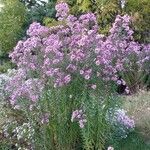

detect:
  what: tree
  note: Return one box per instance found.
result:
[20,0,57,24]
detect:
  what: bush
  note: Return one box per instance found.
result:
[124,0,150,43]
[0,60,14,73]
[0,0,27,57]
[22,0,56,25]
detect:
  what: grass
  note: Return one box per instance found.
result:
[117,90,150,150]
[116,131,150,150]
[123,91,150,141]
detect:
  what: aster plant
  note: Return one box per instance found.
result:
[4,2,149,150]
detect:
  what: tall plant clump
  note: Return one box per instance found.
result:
[5,2,149,150]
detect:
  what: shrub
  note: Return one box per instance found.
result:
[0,60,14,73]
[0,0,27,57]
[124,0,150,43]
[22,0,57,25]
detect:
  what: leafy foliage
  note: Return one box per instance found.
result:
[76,0,91,12]
[56,0,150,41]
[23,0,57,24]
[124,0,150,43]
[0,0,56,72]
[0,0,27,57]
[0,60,14,73]
[20,0,46,9]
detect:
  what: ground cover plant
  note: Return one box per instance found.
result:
[0,1,150,150]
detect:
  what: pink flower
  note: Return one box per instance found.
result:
[31,95,39,102]
[55,2,69,20]
[79,119,87,128]
[41,113,50,124]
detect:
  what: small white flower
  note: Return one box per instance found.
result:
[107,146,114,150]
[69,95,73,98]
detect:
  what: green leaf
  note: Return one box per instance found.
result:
[77,0,91,12]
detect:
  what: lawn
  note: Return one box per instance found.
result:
[117,131,150,150]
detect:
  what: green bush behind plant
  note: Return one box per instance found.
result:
[124,0,150,43]
[0,0,27,57]
[0,0,57,73]
[21,0,56,25]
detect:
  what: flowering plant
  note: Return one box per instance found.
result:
[4,2,149,149]
[1,120,35,150]
[107,108,135,140]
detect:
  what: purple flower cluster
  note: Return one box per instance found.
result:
[110,15,133,39]
[94,14,145,80]
[9,3,99,91]
[107,108,135,139]
[71,109,87,128]
[26,22,49,37]
[55,2,69,21]
[6,69,44,107]
[80,68,92,80]
[7,2,149,106]
[115,109,135,129]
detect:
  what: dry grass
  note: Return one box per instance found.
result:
[123,90,150,142]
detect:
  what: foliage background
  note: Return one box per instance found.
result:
[0,0,26,57]
[50,0,150,42]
